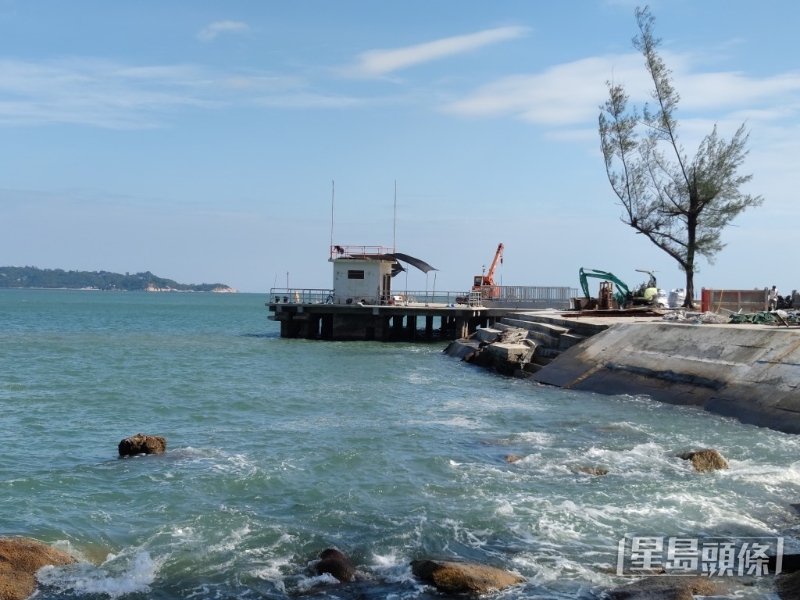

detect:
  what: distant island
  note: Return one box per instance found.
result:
[0,266,237,293]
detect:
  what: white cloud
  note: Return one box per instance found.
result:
[0,58,303,128]
[340,26,528,78]
[442,54,646,125]
[196,20,249,43]
[255,92,366,109]
[443,50,800,130]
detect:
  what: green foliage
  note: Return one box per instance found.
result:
[598,6,763,307]
[0,266,232,292]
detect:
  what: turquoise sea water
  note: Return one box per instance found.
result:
[2,289,800,599]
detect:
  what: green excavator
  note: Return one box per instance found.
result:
[578,268,660,309]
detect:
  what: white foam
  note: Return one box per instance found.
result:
[371,551,402,568]
[295,572,339,591]
[496,499,515,516]
[516,431,555,445]
[37,551,157,598]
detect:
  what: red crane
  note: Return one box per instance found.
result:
[472,243,504,299]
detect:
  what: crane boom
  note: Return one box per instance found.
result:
[471,243,505,299]
[484,243,504,285]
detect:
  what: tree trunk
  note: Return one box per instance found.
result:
[683,209,697,309]
[684,271,695,310]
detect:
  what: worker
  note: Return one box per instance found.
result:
[768,286,779,311]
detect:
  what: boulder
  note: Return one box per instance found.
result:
[0,537,76,600]
[778,569,800,600]
[315,548,354,583]
[118,433,167,457]
[410,559,524,594]
[677,448,728,472]
[572,465,609,476]
[607,576,723,600]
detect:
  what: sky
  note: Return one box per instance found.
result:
[1,0,798,295]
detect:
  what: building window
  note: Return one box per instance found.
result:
[347,270,365,279]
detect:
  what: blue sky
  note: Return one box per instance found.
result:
[1,1,798,295]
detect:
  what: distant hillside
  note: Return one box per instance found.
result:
[0,266,237,292]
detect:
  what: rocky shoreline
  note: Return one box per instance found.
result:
[5,435,796,600]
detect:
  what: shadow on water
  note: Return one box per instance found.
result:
[240,332,281,339]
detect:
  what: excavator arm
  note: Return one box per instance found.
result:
[578,268,630,307]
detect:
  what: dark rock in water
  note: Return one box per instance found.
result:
[410,559,525,594]
[572,465,609,476]
[778,569,800,600]
[677,448,728,472]
[0,537,76,600]
[118,433,167,457]
[776,553,800,574]
[607,576,723,600]
[315,548,355,583]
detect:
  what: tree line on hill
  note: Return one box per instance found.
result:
[0,266,233,292]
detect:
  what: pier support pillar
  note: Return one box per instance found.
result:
[454,317,468,339]
[406,315,418,340]
[321,314,334,340]
[467,316,486,335]
[375,315,391,341]
[392,315,404,339]
[278,313,299,338]
[305,315,321,339]
[425,315,434,339]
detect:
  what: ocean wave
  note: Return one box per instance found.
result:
[37,550,158,598]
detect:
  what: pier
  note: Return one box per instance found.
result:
[267,288,578,341]
[269,296,524,341]
[268,244,578,341]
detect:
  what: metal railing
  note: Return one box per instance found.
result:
[486,286,580,302]
[477,285,580,308]
[329,245,394,259]
[269,286,581,308]
[269,288,472,306]
[269,288,334,304]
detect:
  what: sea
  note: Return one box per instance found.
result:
[2,289,799,600]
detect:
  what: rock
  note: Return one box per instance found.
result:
[505,454,523,463]
[315,548,354,583]
[778,569,800,600]
[0,537,76,600]
[572,465,609,476]
[118,433,167,457]
[410,559,524,594]
[677,448,728,472]
[607,575,723,600]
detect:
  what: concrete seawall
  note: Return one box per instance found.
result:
[533,322,800,434]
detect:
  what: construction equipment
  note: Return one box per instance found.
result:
[578,268,661,309]
[472,243,504,299]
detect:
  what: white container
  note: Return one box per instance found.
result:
[668,289,686,308]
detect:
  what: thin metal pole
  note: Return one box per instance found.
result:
[393,180,397,253]
[330,180,335,256]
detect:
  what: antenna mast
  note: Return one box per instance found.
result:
[393,180,397,252]
[330,180,335,255]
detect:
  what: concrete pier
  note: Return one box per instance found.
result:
[268,301,524,341]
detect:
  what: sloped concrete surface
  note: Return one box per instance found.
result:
[533,322,800,433]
